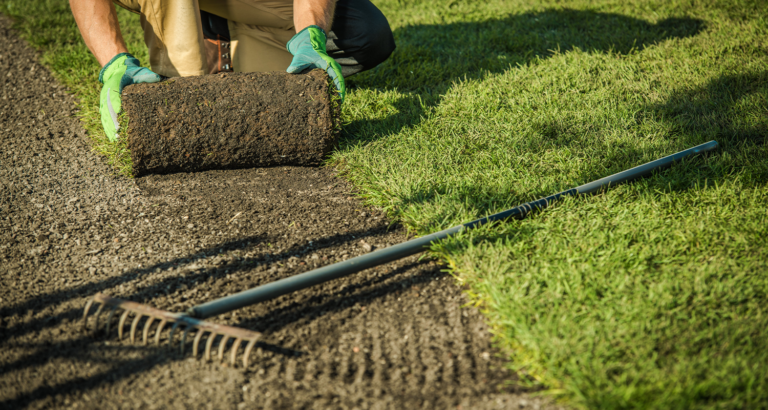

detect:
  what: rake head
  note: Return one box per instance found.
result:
[82,293,261,368]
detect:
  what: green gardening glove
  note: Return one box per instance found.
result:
[286,25,346,103]
[99,53,162,141]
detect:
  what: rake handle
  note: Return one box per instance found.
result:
[188,140,718,319]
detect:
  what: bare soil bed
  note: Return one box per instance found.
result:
[0,16,559,410]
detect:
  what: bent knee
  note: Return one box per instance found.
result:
[331,0,396,71]
[356,19,396,70]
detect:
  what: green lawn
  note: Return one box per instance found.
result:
[4,0,767,408]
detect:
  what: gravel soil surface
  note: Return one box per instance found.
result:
[0,16,560,410]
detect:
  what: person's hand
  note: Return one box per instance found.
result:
[286,26,345,103]
[99,53,162,141]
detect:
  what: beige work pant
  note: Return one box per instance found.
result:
[115,0,296,77]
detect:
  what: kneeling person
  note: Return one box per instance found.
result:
[70,0,396,140]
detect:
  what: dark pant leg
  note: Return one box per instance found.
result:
[200,11,231,40]
[200,0,395,77]
[328,0,396,77]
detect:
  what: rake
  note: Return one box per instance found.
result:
[82,140,718,368]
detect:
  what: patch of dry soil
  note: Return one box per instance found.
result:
[0,15,560,410]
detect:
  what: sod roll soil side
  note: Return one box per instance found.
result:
[122,70,340,177]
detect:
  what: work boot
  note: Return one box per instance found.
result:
[201,11,234,74]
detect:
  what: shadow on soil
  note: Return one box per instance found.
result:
[344,8,705,141]
[233,257,440,333]
[0,346,175,410]
[1,252,440,409]
[0,221,404,340]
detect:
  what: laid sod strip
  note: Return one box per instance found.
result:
[335,0,768,409]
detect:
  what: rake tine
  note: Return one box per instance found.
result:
[105,307,119,336]
[192,331,206,358]
[168,322,180,350]
[154,319,167,345]
[218,335,231,363]
[243,338,257,368]
[118,310,131,340]
[180,326,191,355]
[84,293,262,366]
[205,333,216,361]
[93,303,105,335]
[81,299,95,331]
[230,338,242,366]
[142,316,155,345]
[130,314,142,343]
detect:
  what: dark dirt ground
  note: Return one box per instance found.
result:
[0,16,561,410]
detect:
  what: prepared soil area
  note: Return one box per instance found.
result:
[0,16,560,410]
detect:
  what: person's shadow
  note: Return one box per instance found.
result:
[344,9,705,143]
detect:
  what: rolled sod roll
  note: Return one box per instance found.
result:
[122,70,340,177]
